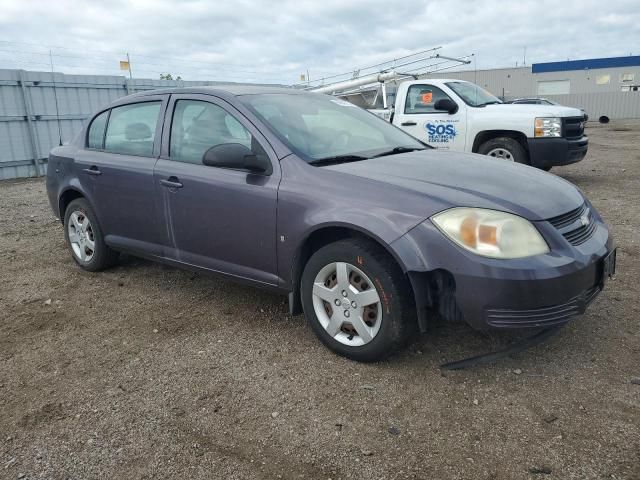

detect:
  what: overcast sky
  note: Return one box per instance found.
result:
[0,0,638,84]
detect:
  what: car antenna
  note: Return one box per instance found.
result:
[49,50,63,146]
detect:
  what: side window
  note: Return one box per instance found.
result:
[104,101,161,156]
[170,100,267,165]
[404,85,452,114]
[87,110,109,149]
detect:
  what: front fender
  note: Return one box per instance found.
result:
[279,208,429,289]
[283,218,430,318]
[277,155,433,289]
[389,220,458,333]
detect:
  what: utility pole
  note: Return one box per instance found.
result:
[49,50,63,146]
[126,52,133,79]
[523,47,527,66]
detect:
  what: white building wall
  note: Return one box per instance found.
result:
[422,65,640,120]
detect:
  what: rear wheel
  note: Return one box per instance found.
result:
[63,198,119,271]
[301,239,415,362]
[478,137,528,165]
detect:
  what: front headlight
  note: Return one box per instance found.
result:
[432,208,549,259]
[534,117,561,137]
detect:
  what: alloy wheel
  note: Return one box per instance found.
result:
[68,210,95,262]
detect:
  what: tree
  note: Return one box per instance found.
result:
[160,73,182,81]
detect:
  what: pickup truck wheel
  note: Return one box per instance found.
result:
[64,198,119,272]
[301,239,415,362]
[478,137,528,165]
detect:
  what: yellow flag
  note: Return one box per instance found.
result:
[119,61,130,71]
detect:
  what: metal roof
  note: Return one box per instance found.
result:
[129,85,303,98]
[532,56,640,73]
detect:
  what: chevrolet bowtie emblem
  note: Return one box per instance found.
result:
[580,214,589,226]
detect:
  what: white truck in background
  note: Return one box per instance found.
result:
[313,75,589,170]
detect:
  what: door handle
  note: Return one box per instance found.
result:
[401,121,417,126]
[160,177,183,189]
[82,166,102,176]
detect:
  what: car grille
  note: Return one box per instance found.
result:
[485,285,601,328]
[547,203,597,246]
[563,221,597,245]
[563,116,585,139]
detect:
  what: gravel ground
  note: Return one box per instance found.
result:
[1,120,639,480]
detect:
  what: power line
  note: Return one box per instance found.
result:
[0,39,448,84]
[0,54,294,83]
[0,39,300,74]
[0,39,466,85]
[0,47,290,78]
[0,51,299,84]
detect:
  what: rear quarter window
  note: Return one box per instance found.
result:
[87,110,109,149]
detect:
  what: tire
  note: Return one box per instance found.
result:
[541,166,552,172]
[478,137,528,165]
[63,198,119,272]
[300,238,416,362]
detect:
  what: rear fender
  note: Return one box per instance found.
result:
[57,179,92,223]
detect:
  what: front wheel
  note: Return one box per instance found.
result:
[300,239,415,362]
[478,137,528,165]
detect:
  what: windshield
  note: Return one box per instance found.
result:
[241,93,425,163]
[446,81,502,107]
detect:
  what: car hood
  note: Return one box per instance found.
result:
[323,150,584,221]
[486,103,584,117]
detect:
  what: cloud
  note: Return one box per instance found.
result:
[0,0,638,83]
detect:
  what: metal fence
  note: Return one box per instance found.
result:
[0,69,263,180]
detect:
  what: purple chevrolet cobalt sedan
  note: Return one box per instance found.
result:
[46,86,616,362]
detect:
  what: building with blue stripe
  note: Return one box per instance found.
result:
[532,56,640,74]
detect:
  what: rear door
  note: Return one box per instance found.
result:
[153,94,281,285]
[393,83,467,152]
[75,97,167,254]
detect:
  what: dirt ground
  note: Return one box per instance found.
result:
[1,120,639,480]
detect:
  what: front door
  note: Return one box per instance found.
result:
[393,83,467,152]
[153,94,280,286]
[75,97,166,255]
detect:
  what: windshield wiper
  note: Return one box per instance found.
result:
[476,101,502,107]
[372,146,425,158]
[309,154,370,166]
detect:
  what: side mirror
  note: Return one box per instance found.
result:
[202,143,270,174]
[434,98,458,115]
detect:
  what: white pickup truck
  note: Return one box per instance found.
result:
[349,79,589,170]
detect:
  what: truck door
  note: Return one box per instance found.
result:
[393,83,466,152]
